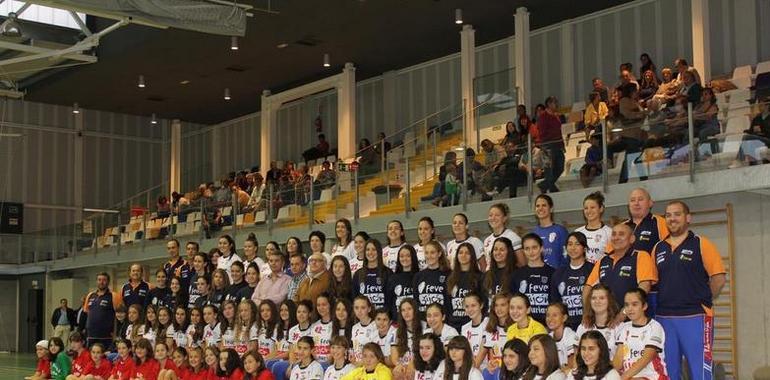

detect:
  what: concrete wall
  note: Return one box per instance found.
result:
[0,278,18,352]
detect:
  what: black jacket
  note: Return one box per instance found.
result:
[51,307,76,329]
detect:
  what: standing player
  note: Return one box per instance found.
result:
[574,192,612,264]
[652,201,726,380]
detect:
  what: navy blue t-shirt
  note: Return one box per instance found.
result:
[386,272,415,319]
[550,262,593,329]
[352,267,391,312]
[413,268,450,314]
[509,265,555,324]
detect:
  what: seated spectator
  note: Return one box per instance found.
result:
[580,133,603,188]
[489,140,527,199]
[478,139,504,197]
[284,161,301,183]
[314,161,337,190]
[516,105,533,135]
[357,138,379,176]
[214,179,232,204]
[674,57,702,86]
[693,87,720,141]
[156,196,170,218]
[649,67,681,109]
[265,161,282,187]
[302,134,331,164]
[609,84,647,183]
[231,183,250,210]
[617,68,640,91]
[736,98,770,165]
[678,70,703,105]
[170,192,189,215]
[519,142,550,181]
[235,171,249,193]
[639,69,659,105]
[501,120,526,147]
[584,92,608,138]
[246,173,266,212]
[374,132,391,156]
[457,148,484,196]
[639,53,659,82]
[430,152,458,206]
[592,77,610,103]
[618,83,647,124]
[294,165,312,205]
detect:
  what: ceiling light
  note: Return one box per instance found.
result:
[323,53,330,67]
[224,88,231,100]
[455,9,463,25]
[180,80,190,85]
[231,36,239,51]
[1,12,22,38]
[611,127,623,132]
[72,102,80,114]
[138,75,145,88]
[151,113,158,125]
[277,42,289,49]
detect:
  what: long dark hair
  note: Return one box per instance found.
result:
[170,276,189,308]
[413,333,445,372]
[330,256,353,300]
[218,234,237,256]
[522,335,560,380]
[447,242,482,296]
[486,293,512,334]
[172,305,190,334]
[573,330,614,380]
[278,300,297,341]
[358,239,388,285]
[395,298,422,359]
[396,245,419,273]
[257,300,279,340]
[47,337,65,362]
[332,298,353,341]
[443,336,474,380]
[189,307,205,344]
[483,237,517,294]
[500,339,530,380]
[216,348,243,376]
[133,338,155,366]
[335,218,353,247]
[219,300,238,333]
[242,350,268,379]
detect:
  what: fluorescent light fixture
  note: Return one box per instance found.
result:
[72,102,80,114]
[224,88,231,100]
[277,42,289,49]
[611,127,623,132]
[323,53,330,67]
[231,36,239,50]
[151,113,157,124]
[138,75,145,88]
[455,9,463,24]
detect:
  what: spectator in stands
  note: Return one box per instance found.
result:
[501,121,525,148]
[583,92,608,138]
[736,97,770,165]
[519,140,550,183]
[231,183,250,210]
[302,134,331,164]
[692,87,720,142]
[156,196,170,218]
[313,161,336,199]
[295,252,332,306]
[618,83,646,123]
[235,171,249,193]
[375,132,392,156]
[287,253,308,301]
[592,77,610,103]
[536,96,565,193]
[170,192,189,215]
[639,70,659,105]
[84,272,121,347]
[674,58,702,86]
[580,133,603,188]
[639,53,659,82]
[266,161,282,186]
[246,173,266,212]
[609,84,646,183]
[531,104,546,125]
[51,298,76,344]
[122,263,150,308]
[457,148,484,196]
[516,105,533,135]
[214,179,232,204]
[357,138,379,176]
[478,139,503,198]
[678,70,703,105]
[618,69,640,91]
[294,165,313,205]
[649,67,681,109]
[493,140,527,199]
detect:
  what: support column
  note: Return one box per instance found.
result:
[514,7,531,108]
[691,0,711,83]
[460,24,476,148]
[337,63,357,160]
[260,90,276,171]
[169,119,181,194]
[560,23,575,106]
[73,106,83,222]
[382,70,398,136]
[734,0,758,66]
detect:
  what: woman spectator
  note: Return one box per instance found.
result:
[693,87,720,142]
[501,121,524,147]
[583,92,608,138]
[517,105,534,136]
[639,53,659,82]
[639,70,659,105]
[358,138,380,176]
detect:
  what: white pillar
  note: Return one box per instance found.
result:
[337,63,357,161]
[169,119,181,194]
[514,7,531,108]
[560,22,575,106]
[733,0,758,66]
[460,24,476,148]
[382,70,398,136]
[260,90,276,172]
[691,0,711,83]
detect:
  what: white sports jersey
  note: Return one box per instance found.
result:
[323,363,355,380]
[230,324,258,355]
[615,319,667,379]
[142,326,158,347]
[414,241,447,270]
[433,362,484,380]
[446,237,485,270]
[483,229,522,267]
[575,324,618,358]
[425,325,459,346]
[220,325,236,349]
[185,325,201,348]
[166,325,188,348]
[125,324,143,342]
[218,253,243,282]
[290,360,325,380]
[377,326,397,358]
[392,327,421,365]
[276,328,291,355]
[243,257,272,281]
[482,324,508,366]
[566,369,622,380]
[550,327,577,366]
[382,243,406,272]
[310,320,334,363]
[349,256,364,275]
[331,242,356,261]
[574,225,612,264]
[461,318,488,368]
[203,323,221,346]
[414,368,438,380]
[350,321,378,362]
[532,372,567,380]
[257,326,278,357]
[288,324,313,346]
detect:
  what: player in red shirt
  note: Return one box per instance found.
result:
[213,348,245,380]
[242,350,275,380]
[184,347,209,380]
[133,338,161,380]
[79,343,112,380]
[108,339,135,380]
[68,332,92,377]
[28,339,50,380]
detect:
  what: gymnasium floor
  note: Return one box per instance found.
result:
[0,353,36,379]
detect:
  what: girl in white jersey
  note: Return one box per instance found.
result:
[218,300,239,351]
[574,192,612,264]
[331,219,356,261]
[477,294,512,375]
[568,330,621,380]
[576,285,620,359]
[374,309,396,366]
[255,300,278,358]
[349,232,369,275]
[522,334,566,380]
[613,289,667,380]
[383,220,407,272]
[414,333,446,380]
[392,298,424,380]
[424,303,459,346]
[311,294,335,364]
[202,305,221,348]
[272,300,297,364]
[461,293,488,370]
[185,307,205,348]
[433,336,484,380]
[414,217,446,270]
[290,336,325,380]
[350,296,377,364]
[446,213,485,271]
[545,302,577,369]
[483,203,524,268]
[323,336,355,380]
[286,301,315,371]
[217,235,243,282]
[166,305,190,349]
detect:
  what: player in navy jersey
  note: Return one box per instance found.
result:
[352,239,391,313]
[413,241,451,314]
[509,233,555,324]
[550,232,593,330]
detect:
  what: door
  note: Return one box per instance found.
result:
[24,289,44,352]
